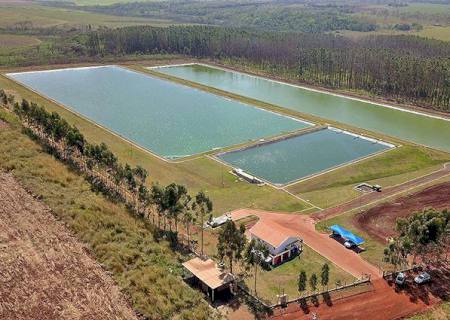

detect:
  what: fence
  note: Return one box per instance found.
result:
[238,273,372,310]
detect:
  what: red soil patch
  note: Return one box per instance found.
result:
[271,278,440,320]
[0,119,8,129]
[313,163,450,221]
[354,182,450,243]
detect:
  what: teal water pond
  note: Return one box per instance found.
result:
[156,64,450,152]
[8,66,309,159]
[218,128,392,185]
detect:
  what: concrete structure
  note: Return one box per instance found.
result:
[248,220,302,266]
[182,257,235,302]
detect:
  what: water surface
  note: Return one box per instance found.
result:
[8,66,309,159]
[218,128,392,185]
[156,64,450,152]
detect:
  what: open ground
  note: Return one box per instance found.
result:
[355,181,450,243]
[0,172,137,319]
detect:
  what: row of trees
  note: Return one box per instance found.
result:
[298,264,330,294]
[0,91,214,253]
[384,208,449,269]
[84,25,450,111]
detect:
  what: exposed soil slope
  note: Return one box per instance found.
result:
[0,173,137,320]
[355,182,450,243]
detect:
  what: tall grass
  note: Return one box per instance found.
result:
[0,109,213,320]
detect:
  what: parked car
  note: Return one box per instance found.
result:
[414,272,431,284]
[395,272,406,286]
[344,240,355,249]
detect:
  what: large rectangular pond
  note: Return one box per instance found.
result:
[217,128,394,185]
[8,66,309,159]
[155,64,450,152]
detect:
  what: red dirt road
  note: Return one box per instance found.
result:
[231,209,381,279]
[355,182,450,243]
[271,279,438,320]
[312,163,450,221]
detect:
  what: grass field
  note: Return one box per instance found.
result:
[287,146,450,209]
[0,34,41,48]
[245,245,355,304]
[0,108,212,320]
[0,3,177,29]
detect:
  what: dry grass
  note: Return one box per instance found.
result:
[0,34,41,49]
[0,109,212,320]
[0,172,138,320]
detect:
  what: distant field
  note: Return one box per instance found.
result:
[0,34,41,48]
[0,3,177,28]
[417,25,450,42]
[72,0,162,5]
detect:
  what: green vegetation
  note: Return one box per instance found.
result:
[80,0,376,33]
[246,245,354,303]
[217,220,246,274]
[288,145,450,208]
[0,3,175,29]
[384,208,449,268]
[0,108,211,320]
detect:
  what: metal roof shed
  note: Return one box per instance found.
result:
[329,224,365,246]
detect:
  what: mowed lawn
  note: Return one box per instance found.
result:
[244,245,355,304]
[287,145,450,209]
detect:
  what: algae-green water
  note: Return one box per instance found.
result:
[156,64,450,152]
[218,128,392,185]
[8,66,309,159]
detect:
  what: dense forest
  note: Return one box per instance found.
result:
[84,25,450,111]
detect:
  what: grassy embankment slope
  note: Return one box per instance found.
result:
[0,109,212,320]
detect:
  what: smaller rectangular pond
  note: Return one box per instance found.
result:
[216,127,394,186]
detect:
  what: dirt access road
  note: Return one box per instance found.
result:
[231,209,381,279]
[312,163,450,221]
[271,278,439,320]
[0,173,137,320]
[355,181,450,243]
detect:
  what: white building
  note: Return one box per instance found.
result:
[248,220,302,266]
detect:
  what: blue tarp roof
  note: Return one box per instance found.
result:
[329,224,365,245]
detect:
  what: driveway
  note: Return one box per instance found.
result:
[231,209,381,279]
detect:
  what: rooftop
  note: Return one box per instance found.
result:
[249,220,299,248]
[182,258,234,290]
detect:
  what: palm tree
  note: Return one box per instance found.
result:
[192,191,212,256]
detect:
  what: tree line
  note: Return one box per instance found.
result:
[0,89,213,253]
[84,25,450,111]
